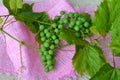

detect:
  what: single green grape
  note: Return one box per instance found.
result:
[50,45,55,49]
[76,21,81,25]
[41,37,46,42]
[54,16,60,21]
[49,65,54,70]
[80,17,86,22]
[48,50,54,55]
[42,62,47,67]
[58,24,63,29]
[40,32,45,37]
[41,56,46,61]
[84,29,89,34]
[43,51,48,55]
[70,21,75,26]
[60,11,65,15]
[39,25,45,31]
[68,24,73,28]
[39,51,44,56]
[52,35,57,40]
[64,14,69,19]
[84,22,89,28]
[44,29,49,34]
[74,26,80,31]
[47,60,53,65]
[63,19,68,24]
[46,55,52,60]
[44,42,50,48]
[58,20,64,24]
[68,12,74,17]
[44,68,49,72]
[52,23,57,28]
[46,32,51,38]
[54,39,60,44]
[54,28,59,33]
[74,12,79,17]
[41,45,46,51]
[79,25,83,29]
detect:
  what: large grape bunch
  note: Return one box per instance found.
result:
[39,11,91,72]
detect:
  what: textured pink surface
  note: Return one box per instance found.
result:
[1,0,120,80]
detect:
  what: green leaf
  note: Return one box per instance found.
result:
[72,44,105,76]
[92,0,120,37]
[59,28,87,45]
[3,0,23,14]
[90,63,120,80]
[0,17,3,24]
[110,16,120,56]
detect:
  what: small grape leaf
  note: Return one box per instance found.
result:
[90,63,120,80]
[110,16,120,56]
[3,0,23,14]
[0,17,3,24]
[72,43,105,76]
[59,28,86,45]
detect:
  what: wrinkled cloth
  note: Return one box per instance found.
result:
[1,0,119,80]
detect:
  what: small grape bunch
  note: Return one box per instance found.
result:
[38,20,63,72]
[59,11,91,38]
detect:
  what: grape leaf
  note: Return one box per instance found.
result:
[90,63,120,80]
[72,44,105,76]
[3,0,23,14]
[109,16,120,56]
[0,17,3,24]
[59,28,87,45]
[92,0,120,37]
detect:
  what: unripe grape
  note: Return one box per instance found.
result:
[76,21,81,25]
[46,55,52,60]
[74,26,80,31]
[48,50,54,55]
[54,28,59,33]
[41,56,46,61]
[52,35,57,40]
[68,12,73,17]
[58,24,63,29]
[84,22,89,28]
[64,14,69,19]
[50,45,55,49]
[41,37,46,41]
[46,32,51,38]
[80,17,86,22]
[54,39,60,44]
[44,68,49,72]
[54,16,60,21]
[70,21,75,26]
[49,65,54,70]
[39,51,44,56]
[40,32,45,37]
[52,23,57,28]
[44,29,49,34]
[39,25,44,31]
[47,60,53,65]
[42,62,47,67]
[44,42,49,48]
[60,11,65,15]
[74,12,79,17]
[43,51,48,55]
[63,19,68,24]
[84,29,89,33]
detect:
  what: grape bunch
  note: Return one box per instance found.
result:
[39,11,91,72]
[59,11,91,38]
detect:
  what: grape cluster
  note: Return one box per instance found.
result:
[59,11,90,38]
[39,21,63,72]
[39,11,91,72]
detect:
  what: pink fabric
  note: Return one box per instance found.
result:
[0,0,120,80]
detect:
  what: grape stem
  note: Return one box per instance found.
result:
[0,29,39,51]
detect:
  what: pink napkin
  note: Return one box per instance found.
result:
[1,0,118,80]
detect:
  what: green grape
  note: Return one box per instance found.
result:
[60,11,65,15]
[47,60,53,65]
[46,32,51,38]
[59,20,64,24]
[44,42,50,48]
[74,26,80,31]
[42,62,47,67]
[80,17,86,22]
[39,51,44,56]
[64,14,69,19]
[58,24,63,29]
[79,25,83,29]
[76,21,81,25]
[54,28,59,33]
[43,51,48,55]
[41,56,46,62]
[63,19,68,24]
[69,24,73,28]
[46,55,52,60]
[52,23,57,28]
[70,21,75,26]
[41,37,46,42]
[41,45,46,51]
[54,16,60,21]
[84,29,89,33]
[68,12,74,17]
[81,28,85,32]
[84,22,89,28]
[40,32,44,37]
[49,65,54,70]
[39,25,44,31]
[74,12,79,17]
[54,39,60,44]
[44,68,49,72]
[52,35,57,40]
[50,45,55,49]
[44,29,49,34]
[48,50,54,55]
